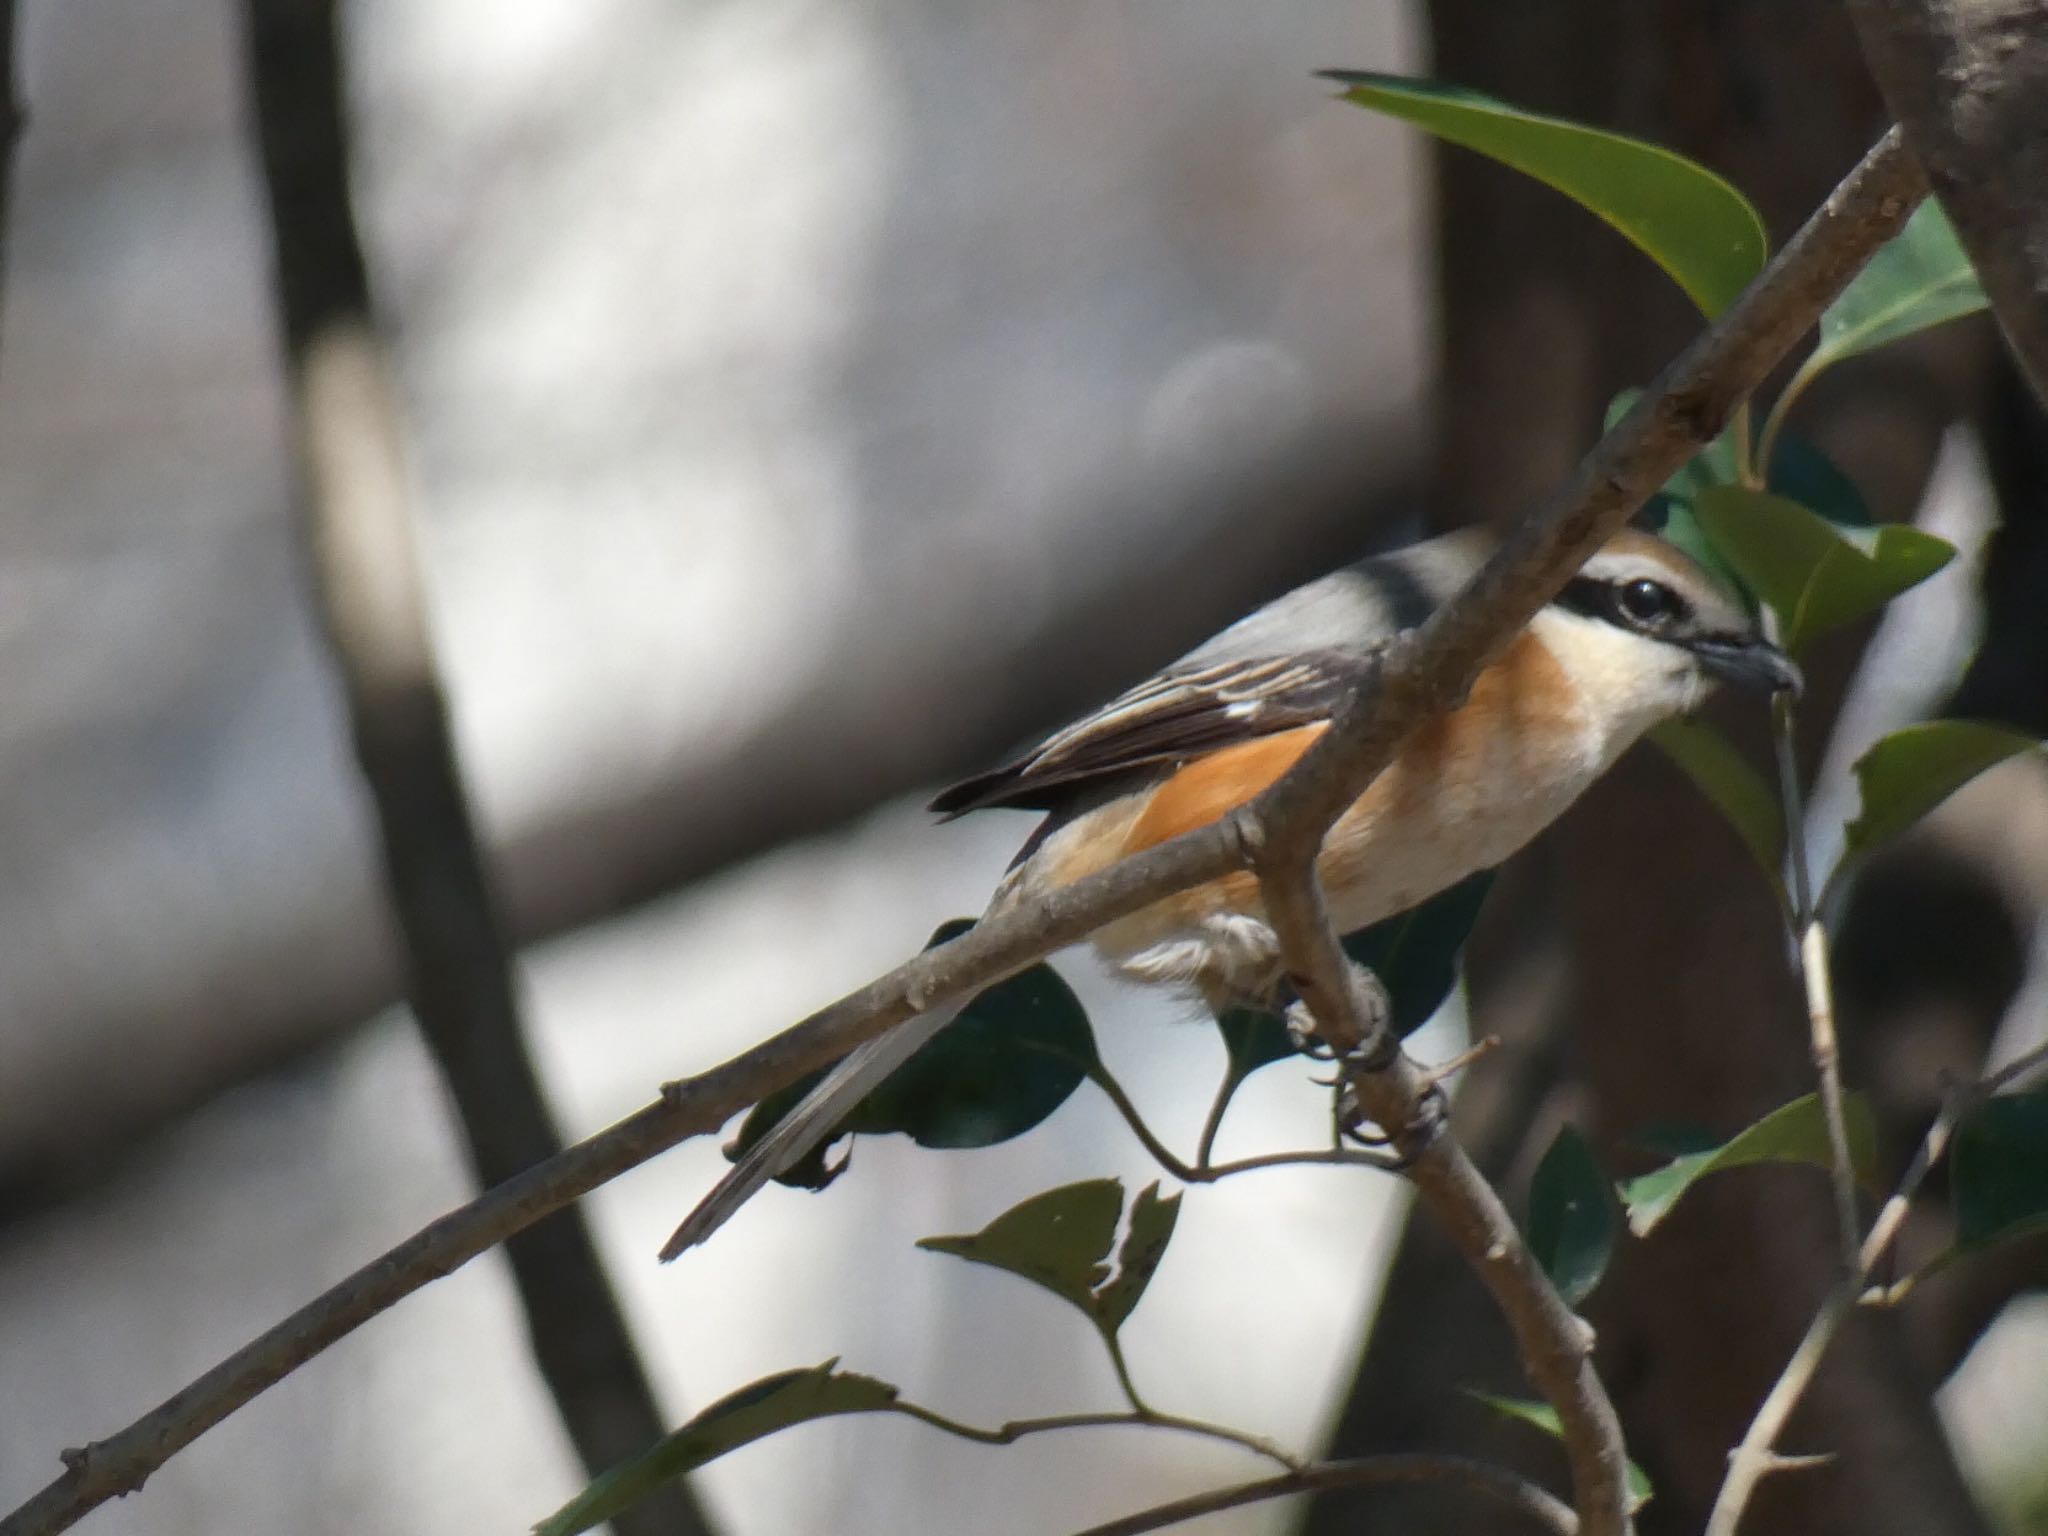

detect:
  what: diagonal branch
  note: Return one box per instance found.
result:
[1703,1037,2048,1536]
[0,126,1926,1536]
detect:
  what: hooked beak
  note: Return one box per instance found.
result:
[1689,635,1804,697]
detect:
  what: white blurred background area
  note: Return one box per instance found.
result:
[0,1,1451,1531]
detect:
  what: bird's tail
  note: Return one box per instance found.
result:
[658,999,966,1261]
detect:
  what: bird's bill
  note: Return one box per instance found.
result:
[1689,635,1804,696]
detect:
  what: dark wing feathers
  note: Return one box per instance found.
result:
[930,647,1380,815]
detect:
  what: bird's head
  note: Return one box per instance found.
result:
[1541,528,1800,739]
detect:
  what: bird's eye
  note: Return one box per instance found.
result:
[1616,577,1682,629]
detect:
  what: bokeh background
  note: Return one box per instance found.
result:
[3,3,2046,1535]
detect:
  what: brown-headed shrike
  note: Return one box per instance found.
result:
[663,525,1799,1258]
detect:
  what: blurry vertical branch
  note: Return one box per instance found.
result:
[237,5,713,1534]
[0,0,18,325]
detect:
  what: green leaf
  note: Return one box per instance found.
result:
[1649,718,1786,892]
[921,1180,1183,1337]
[1095,1182,1184,1333]
[1691,486,1954,655]
[1841,722,2040,869]
[734,920,1100,1187]
[1328,73,1766,316]
[1797,200,1989,388]
[1527,1126,1618,1307]
[535,1362,899,1536]
[1340,870,1495,1036]
[919,1178,1124,1320]
[1619,1092,1878,1236]
[1214,1006,1299,1083]
[1952,1092,2048,1253]
[1766,430,1871,529]
[1470,1394,1655,1512]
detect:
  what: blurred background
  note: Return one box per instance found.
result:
[2,2,2045,1534]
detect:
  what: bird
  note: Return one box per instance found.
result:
[661,524,1799,1258]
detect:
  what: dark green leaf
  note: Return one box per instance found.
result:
[1649,718,1786,894]
[1953,1092,2048,1253]
[1691,486,1954,655]
[920,1178,1184,1338]
[1328,73,1765,316]
[1765,430,1871,529]
[1527,1126,1617,1307]
[1095,1182,1184,1333]
[1214,1006,1299,1081]
[1796,200,1988,389]
[1340,870,1495,1036]
[918,1178,1126,1321]
[534,1362,899,1536]
[733,920,1100,1186]
[1840,722,2039,869]
[1469,1394,1655,1511]
[1619,1092,1877,1236]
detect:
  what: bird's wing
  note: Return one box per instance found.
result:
[930,646,1383,815]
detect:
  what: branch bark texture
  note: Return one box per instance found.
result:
[1849,0,2048,406]
[0,127,1926,1536]
[236,4,709,1535]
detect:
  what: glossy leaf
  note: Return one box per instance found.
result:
[919,1178,1123,1319]
[1470,1394,1655,1511]
[734,919,1100,1187]
[1953,1092,2048,1253]
[1691,486,1954,655]
[1619,1092,1877,1236]
[1527,1126,1617,1307]
[1649,718,1786,893]
[919,1178,1181,1337]
[535,1362,899,1536]
[1766,429,1871,529]
[1796,200,1988,389]
[1213,1006,1299,1084]
[1095,1182,1184,1333]
[1840,722,2040,871]
[1341,870,1495,1035]
[1329,73,1765,316]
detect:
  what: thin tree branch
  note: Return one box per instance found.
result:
[1070,1454,1577,1536]
[1847,0,2048,405]
[1770,693,1861,1267]
[1254,860,1630,1535]
[236,4,710,1535]
[1704,1037,2048,1536]
[0,126,1925,1536]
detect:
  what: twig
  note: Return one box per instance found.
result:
[885,1402,1301,1472]
[1086,1061,1396,1180]
[1847,0,2048,407]
[0,125,1925,1536]
[237,5,708,1535]
[1770,693,1861,1267]
[1703,1037,2048,1536]
[1069,1453,1577,1536]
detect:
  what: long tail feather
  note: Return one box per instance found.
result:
[658,1000,965,1261]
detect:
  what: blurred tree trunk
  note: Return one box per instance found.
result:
[1306,6,2017,1534]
